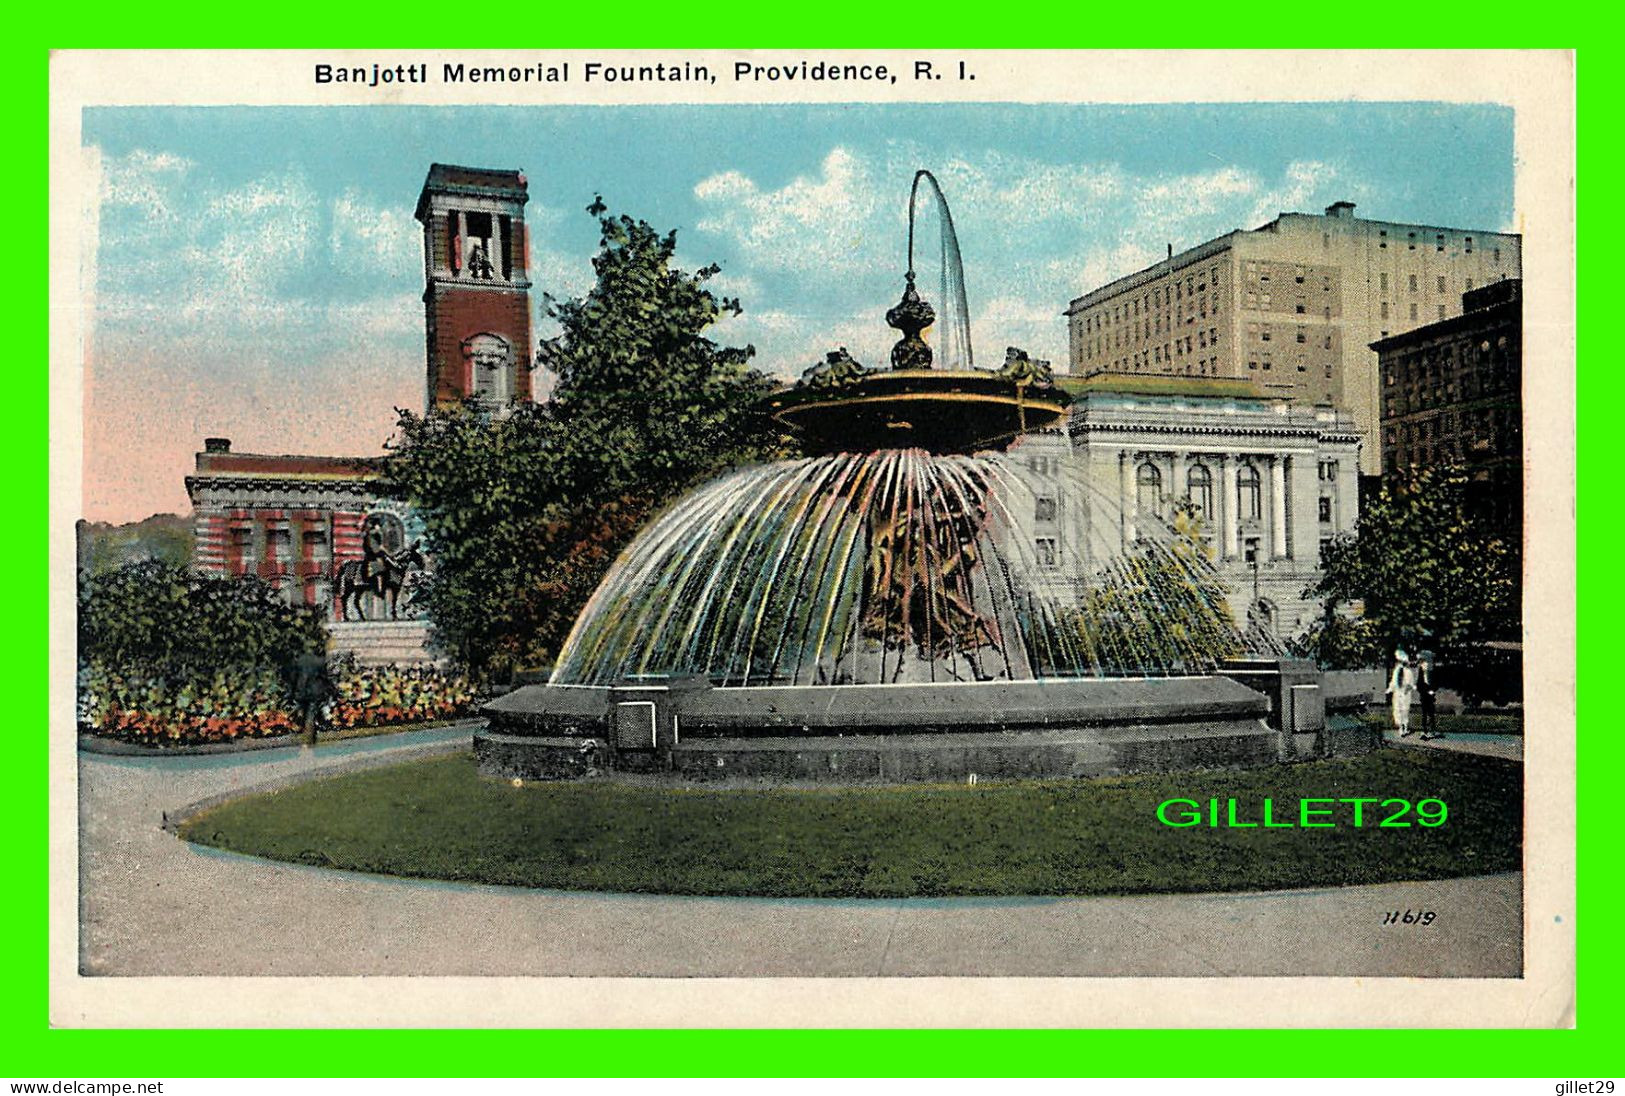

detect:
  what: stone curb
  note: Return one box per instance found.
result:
[161,733,475,835]
[80,718,483,759]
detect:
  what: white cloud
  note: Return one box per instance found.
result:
[694,147,884,270]
[331,188,420,278]
[692,147,1376,378]
[99,148,194,223]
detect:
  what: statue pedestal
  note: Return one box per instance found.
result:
[327,620,437,666]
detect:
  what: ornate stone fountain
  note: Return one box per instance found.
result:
[475,171,1322,784]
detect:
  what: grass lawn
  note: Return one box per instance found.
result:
[179,748,1522,898]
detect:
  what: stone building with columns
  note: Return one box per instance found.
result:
[1007,374,1362,641]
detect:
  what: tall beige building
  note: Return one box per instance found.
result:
[1064,202,1521,474]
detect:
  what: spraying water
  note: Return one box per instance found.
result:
[550,170,1251,688]
[552,448,1247,687]
[906,170,974,371]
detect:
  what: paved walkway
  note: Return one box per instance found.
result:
[78,728,1523,979]
[1380,727,1525,761]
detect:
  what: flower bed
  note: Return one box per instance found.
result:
[77,661,297,744]
[78,657,477,745]
[325,658,475,729]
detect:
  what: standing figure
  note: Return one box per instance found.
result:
[1386,648,1418,738]
[1416,652,1441,740]
[292,649,333,747]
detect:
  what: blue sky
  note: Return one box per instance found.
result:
[81,102,1514,521]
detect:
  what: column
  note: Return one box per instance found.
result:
[1271,456,1289,558]
[490,212,503,282]
[1222,457,1238,558]
[456,210,468,273]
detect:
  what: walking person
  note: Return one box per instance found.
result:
[1416,651,1441,740]
[293,649,333,747]
[1386,648,1418,738]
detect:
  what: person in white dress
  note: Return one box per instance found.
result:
[1386,648,1419,737]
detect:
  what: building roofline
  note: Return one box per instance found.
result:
[1065,232,1241,314]
[415,162,528,221]
[1067,207,1521,314]
[1370,296,1521,352]
[1058,371,1266,401]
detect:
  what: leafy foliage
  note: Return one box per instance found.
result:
[78,655,477,744]
[78,559,325,679]
[76,514,194,574]
[77,660,297,744]
[325,656,476,729]
[1303,465,1520,668]
[389,201,791,678]
[77,560,328,743]
[1054,509,1244,675]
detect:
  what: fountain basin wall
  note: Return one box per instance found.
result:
[474,675,1302,784]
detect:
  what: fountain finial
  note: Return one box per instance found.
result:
[886,271,936,370]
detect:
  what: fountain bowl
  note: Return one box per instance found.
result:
[471,673,1316,784]
[766,369,1071,456]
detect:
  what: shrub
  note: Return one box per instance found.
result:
[78,560,325,684]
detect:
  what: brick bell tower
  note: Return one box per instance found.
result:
[414,164,535,411]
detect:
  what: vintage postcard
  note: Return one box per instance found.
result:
[49,49,1575,1028]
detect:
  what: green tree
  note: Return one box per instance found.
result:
[1063,508,1245,675]
[388,200,790,678]
[1305,465,1520,668]
[76,514,194,573]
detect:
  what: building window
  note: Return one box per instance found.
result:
[1261,326,1272,342]
[1379,230,1388,248]
[1034,496,1057,522]
[1437,275,1447,293]
[1438,304,1447,320]
[1136,462,1163,518]
[1318,497,1333,523]
[1380,301,1389,319]
[266,523,292,563]
[302,529,327,548]
[1437,233,1445,252]
[1034,537,1058,569]
[1408,273,1418,292]
[1187,464,1213,519]
[1466,277,1475,291]
[1237,463,1262,520]
[1324,335,1333,349]
[1493,247,1501,263]
[1466,236,1474,253]
[1295,302,1307,314]
[1380,273,1388,292]
[1243,537,1260,564]
[1408,232,1417,249]
[1296,330,1307,343]
[1410,303,1419,321]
